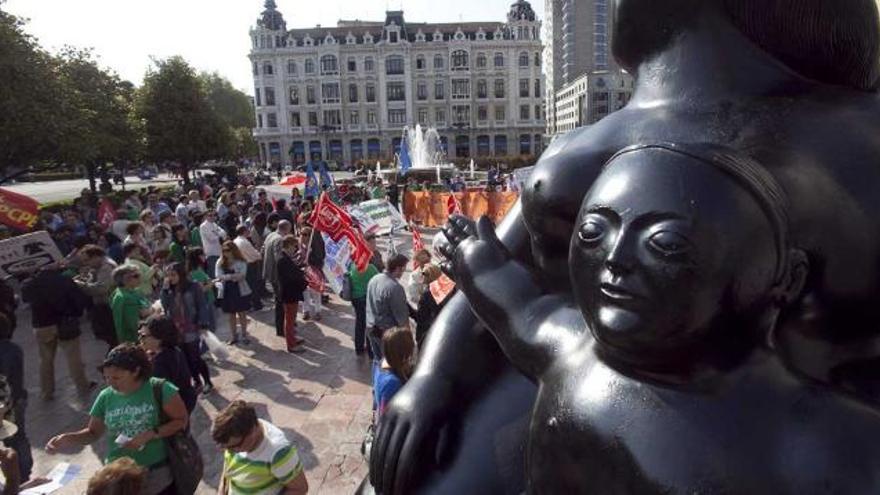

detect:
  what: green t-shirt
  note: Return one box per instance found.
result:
[169,242,186,264]
[110,287,149,344]
[348,263,379,300]
[190,227,202,248]
[89,377,179,467]
[190,268,215,304]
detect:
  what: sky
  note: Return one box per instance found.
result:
[3,0,544,95]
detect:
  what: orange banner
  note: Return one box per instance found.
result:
[404,191,519,227]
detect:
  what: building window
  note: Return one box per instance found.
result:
[329,139,343,160]
[417,82,428,100]
[434,80,445,100]
[534,78,541,98]
[494,53,504,67]
[520,105,530,120]
[455,135,470,158]
[494,135,508,156]
[348,84,358,103]
[494,79,505,98]
[289,87,299,105]
[347,57,357,72]
[322,83,340,104]
[291,141,305,164]
[476,53,487,68]
[309,140,322,160]
[519,79,529,97]
[535,133,543,154]
[367,138,381,159]
[433,55,444,69]
[308,112,318,127]
[350,110,360,125]
[320,55,338,75]
[306,86,316,104]
[519,51,529,67]
[287,60,297,75]
[264,87,276,106]
[290,112,301,127]
[257,114,263,128]
[452,79,470,99]
[389,31,399,43]
[534,52,541,66]
[495,106,505,121]
[252,62,258,75]
[263,62,274,75]
[304,59,314,74]
[535,105,541,120]
[386,56,405,75]
[520,134,531,155]
[255,88,262,106]
[416,56,426,70]
[451,50,469,70]
[453,105,470,124]
[351,139,364,161]
[388,109,407,124]
[478,106,488,122]
[267,113,278,128]
[364,57,375,72]
[418,108,429,125]
[367,110,377,125]
[324,110,341,127]
[435,108,446,124]
[387,82,406,101]
[476,80,488,99]
[477,135,490,156]
[366,84,376,102]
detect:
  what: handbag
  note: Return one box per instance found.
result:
[151,379,204,495]
[340,273,353,302]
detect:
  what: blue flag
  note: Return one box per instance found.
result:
[304,161,320,199]
[319,161,334,189]
[399,135,412,175]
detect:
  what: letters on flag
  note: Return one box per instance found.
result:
[98,198,117,229]
[309,193,373,271]
[446,193,462,216]
[411,222,424,252]
[0,188,39,232]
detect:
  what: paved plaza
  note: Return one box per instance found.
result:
[6,228,431,495]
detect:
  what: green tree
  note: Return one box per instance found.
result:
[0,3,66,182]
[137,56,231,185]
[200,72,254,129]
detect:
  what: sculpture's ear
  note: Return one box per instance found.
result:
[775,248,809,306]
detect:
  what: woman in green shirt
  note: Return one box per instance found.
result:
[168,225,189,265]
[46,344,188,495]
[348,262,380,357]
[109,265,153,344]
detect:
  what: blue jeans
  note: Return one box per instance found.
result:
[206,255,219,279]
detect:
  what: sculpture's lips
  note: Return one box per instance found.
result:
[599,283,641,301]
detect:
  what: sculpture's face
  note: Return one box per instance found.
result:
[570,148,778,360]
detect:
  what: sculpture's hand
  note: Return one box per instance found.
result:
[453,216,511,282]
[370,374,453,495]
[437,215,477,278]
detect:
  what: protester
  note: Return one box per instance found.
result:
[348,261,380,358]
[299,227,323,321]
[233,225,264,311]
[277,235,307,353]
[365,254,411,361]
[168,225,189,264]
[365,234,385,272]
[46,344,188,495]
[138,316,197,414]
[212,401,308,495]
[405,249,432,306]
[199,211,227,278]
[249,212,269,252]
[412,264,443,350]
[174,195,190,226]
[373,327,415,418]
[188,212,204,249]
[86,457,146,495]
[150,224,172,254]
[74,245,119,348]
[22,266,94,400]
[159,263,214,394]
[187,248,217,332]
[123,243,157,298]
[263,220,292,338]
[105,233,124,265]
[124,222,152,259]
[109,265,152,345]
[216,241,252,345]
[0,315,30,483]
[274,199,294,225]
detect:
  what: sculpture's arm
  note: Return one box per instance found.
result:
[453,216,571,379]
[370,203,534,495]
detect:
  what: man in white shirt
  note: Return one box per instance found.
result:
[199,211,227,278]
[234,226,264,311]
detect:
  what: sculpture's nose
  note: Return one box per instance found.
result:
[605,234,635,275]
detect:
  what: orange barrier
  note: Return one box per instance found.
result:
[404,191,520,227]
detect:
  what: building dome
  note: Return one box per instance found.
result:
[257,0,286,31]
[508,0,537,22]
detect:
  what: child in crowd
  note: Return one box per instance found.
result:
[372,327,415,419]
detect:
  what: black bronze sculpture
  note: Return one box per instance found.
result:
[367,0,880,493]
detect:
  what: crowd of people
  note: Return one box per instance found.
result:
[0,169,448,494]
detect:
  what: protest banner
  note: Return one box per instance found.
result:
[429,273,456,305]
[0,188,39,231]
[348,199,406,236]
[0,230,63,278]
[97,198,117,228]
[322,233,352,295]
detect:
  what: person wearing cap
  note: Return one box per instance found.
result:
[46,344,188,495]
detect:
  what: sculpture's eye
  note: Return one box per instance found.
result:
[578,220,606,246]
[647,231,692,257]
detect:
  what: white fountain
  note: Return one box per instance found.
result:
[401,125,457,183]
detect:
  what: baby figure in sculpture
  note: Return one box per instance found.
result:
[449,143,880,494]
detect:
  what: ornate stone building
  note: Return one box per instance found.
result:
[250,0,545,167]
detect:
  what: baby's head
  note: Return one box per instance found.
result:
[570,143,806,365]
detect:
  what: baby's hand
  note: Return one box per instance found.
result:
[452,216,510,281]
[436,215,477,278]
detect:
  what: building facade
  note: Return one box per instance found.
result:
[554,72,634,133]
[250,0,546,168]
[543,0,631,136]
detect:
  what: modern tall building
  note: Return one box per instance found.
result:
[249,0,546,168]
[543,0,631,136]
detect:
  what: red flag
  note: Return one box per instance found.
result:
[345,229,374,272]
[309,192,353,242]
[446,193,462,216]
[0,188,39,231]
[98,198,117,229]
[410,222,424,252]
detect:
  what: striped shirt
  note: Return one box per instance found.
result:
[224,419,304,495]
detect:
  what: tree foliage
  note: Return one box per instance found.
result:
[201,72,254,129]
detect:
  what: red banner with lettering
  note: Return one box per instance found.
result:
[98,198,117,228]
[0,188,39,231]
